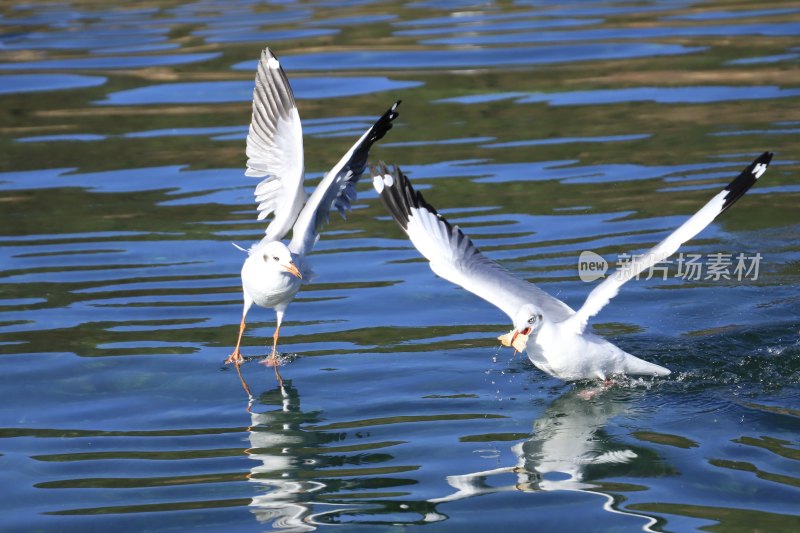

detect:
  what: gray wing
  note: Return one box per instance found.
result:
[246,48,306,242]
[567,151,772,333]
[372,163,574,323]
[288,101,400,258]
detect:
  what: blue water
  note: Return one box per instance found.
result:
[1,1,799,532]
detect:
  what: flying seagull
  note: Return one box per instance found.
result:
[372,152,772,381]
[227,48,400,368]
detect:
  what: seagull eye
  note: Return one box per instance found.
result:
[527,316,536,324]
[272,256,280,262]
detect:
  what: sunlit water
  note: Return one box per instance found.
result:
[1,1,799,531]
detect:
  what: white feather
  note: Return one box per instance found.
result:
[568,190,728,333]
[245,48,307,241]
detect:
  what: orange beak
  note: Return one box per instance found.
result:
[284,261,303,279]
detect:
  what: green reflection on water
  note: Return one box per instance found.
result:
[630,502,800,532]
[1,0,799,530]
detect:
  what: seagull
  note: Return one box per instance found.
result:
[372,152,773,381]
[226,48,400,368]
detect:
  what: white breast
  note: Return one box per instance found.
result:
[526,322,631,380]
[241,255,302,309]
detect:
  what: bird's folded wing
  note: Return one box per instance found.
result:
[246,48,307,242]
[372,163,574,322]
[569,151,773,333]
[289,101,400,258]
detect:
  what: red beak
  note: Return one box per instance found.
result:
[510,327,532,355]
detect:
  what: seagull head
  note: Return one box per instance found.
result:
[512,304,544,341]
[260,241,302,279]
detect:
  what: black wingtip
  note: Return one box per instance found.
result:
[721,151,773,213]
[373,162,412,230]
[372,162,464,246]
[367,100,401,144]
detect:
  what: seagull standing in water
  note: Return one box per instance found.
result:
[372,152,772,381]
[226,48,399,368]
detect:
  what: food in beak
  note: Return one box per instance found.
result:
[498,329,529,352]
[284,262,303,279]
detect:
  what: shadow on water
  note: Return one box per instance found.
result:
[234,375,445,530]
[243,382,327,532]
[227,335,800,531]
[428,386,670,531]
[11,363,798,531]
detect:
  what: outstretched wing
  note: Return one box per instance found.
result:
[288,101,400,258]
[568,151,773,333]
[246,48,307,242]
[372,163,574,322]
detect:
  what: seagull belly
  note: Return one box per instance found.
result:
[241,262,302,309]
[527,325,631,381]
[247,274,301,308]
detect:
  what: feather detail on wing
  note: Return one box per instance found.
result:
[288,101,400,258]
[568,151,773,333]
[246,48,307,242]
[372,163,574,323]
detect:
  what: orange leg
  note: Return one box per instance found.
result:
[263,323,284,386]
[224,315,246,365]
[271,324,281,356]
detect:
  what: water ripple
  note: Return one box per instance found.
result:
[1,0,799,530]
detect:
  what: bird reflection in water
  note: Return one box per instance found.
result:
[235,373,324,532]
[430,386,668,531]
[233,371,448,529]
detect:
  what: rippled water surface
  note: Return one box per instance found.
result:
[1,1,799,531]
